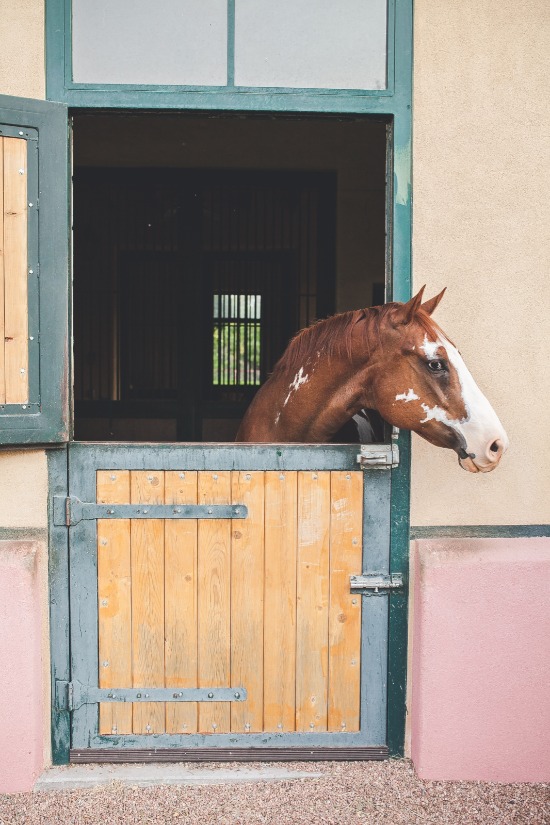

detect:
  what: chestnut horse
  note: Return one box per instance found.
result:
[236,287,508,473]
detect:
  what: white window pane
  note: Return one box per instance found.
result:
[72,0,227,86]
[235,0,387,90]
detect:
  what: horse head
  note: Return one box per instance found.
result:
[370,287,508,473]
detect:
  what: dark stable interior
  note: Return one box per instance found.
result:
[72,113,387,442]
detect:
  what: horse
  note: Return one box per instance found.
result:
[236,287,508,473]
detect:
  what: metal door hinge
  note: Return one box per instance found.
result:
[356,444,399,469]
[350,573,404,595]
[55,680,247,711]
[53,496,247,526]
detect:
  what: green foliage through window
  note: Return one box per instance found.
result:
[213,294,262,386]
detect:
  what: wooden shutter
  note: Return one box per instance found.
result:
[0,95,69,444]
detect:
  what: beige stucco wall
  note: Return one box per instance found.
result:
[411,0,550,525]
[1,0,548,530]
[0,451,48,528]
[0,0,45,100]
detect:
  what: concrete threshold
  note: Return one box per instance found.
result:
[35,763,322,791]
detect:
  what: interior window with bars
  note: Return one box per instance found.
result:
[213,294,262,386]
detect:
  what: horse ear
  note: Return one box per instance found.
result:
[396,285,426,325]
[421,288,446,316]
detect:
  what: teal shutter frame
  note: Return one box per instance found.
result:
[0,95,69,444]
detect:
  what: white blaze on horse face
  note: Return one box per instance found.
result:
[396,388,419,403]
[420,335,441,360]
[283,366,309,407]
[420,335,509,471]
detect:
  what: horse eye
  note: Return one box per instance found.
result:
[427,359,446,373]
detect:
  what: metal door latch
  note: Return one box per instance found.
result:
[356,444,399,469]
[350,573,404,595]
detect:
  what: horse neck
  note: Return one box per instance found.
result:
[273,345,376,442]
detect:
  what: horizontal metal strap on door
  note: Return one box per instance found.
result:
[349,573,404,595]
[53,496,247,527]
[56,681,247,712]
[356,444,399,469]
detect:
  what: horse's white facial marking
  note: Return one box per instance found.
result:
[420,402,460,428]
[274,412,281,426]
[283,366,309,407]
[396,388,419,403]
[420,334,509,469]
[420,335,440,360]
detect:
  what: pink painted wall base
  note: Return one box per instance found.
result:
[411,537,550,782]
[0,541,45,793]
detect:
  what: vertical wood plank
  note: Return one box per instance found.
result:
[328,471,363,732]
[131,471,165,734]
[0,138,5,403]
[164,471,198,734]
[296,471,330,732]
[231,471,264,733]
[97,471,132,735]
[3,137,28,403]
[263,471,297,732]
[197,471,231,734]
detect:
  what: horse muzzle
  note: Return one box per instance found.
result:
[458,436,508,473]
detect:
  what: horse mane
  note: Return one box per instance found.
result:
[271,304,449,377]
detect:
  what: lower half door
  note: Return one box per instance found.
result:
[63,443,393,758]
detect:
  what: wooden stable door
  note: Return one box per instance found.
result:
[60,443,394,759]
[96,469,362,736]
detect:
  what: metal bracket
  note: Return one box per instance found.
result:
[356,444,399,469]
[53,496,248,527]
[350,573,404,595]
[55,681,247,712]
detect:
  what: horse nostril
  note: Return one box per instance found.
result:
[489,440,501,454]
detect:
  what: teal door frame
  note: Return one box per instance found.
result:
[46,0,413,758]
[52,443,394,761]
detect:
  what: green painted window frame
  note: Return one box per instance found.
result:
[46,0,412,757]
[0,95,69,444]
[47,0,396,108]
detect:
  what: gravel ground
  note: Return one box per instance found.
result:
[1,760,548,825]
